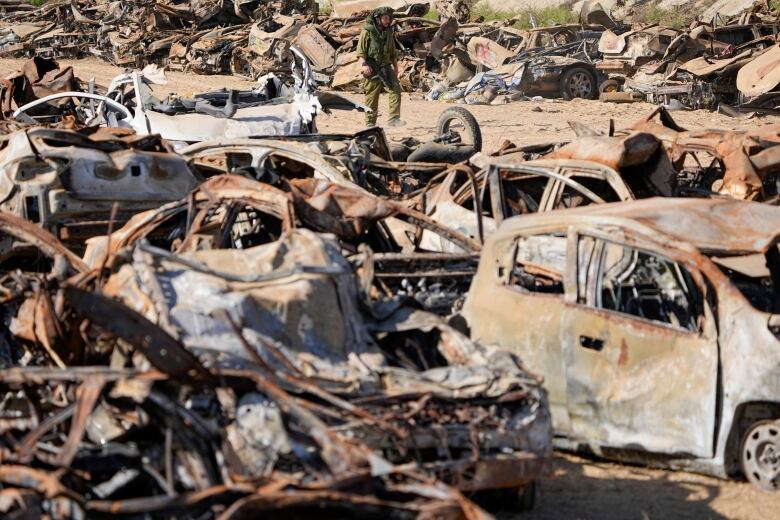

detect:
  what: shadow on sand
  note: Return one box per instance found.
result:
[498,455,730,520]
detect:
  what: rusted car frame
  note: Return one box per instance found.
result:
[418,158,635,245]
[628,107,780,200]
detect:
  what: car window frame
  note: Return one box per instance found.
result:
[573,232,709,336]
[498,232,569,298]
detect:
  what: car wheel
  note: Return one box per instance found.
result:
[741,419,780,491]
[436,106,482,152]
[561,67,597,100]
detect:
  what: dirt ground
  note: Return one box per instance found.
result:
[515,454,777,520]
[1,57,778,519]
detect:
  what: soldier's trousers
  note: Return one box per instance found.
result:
[363,72,401,126]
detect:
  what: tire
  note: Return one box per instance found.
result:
[407,142,475,163]
[436,106,482,153]
[561,67,598,100]
[599,79,620,94]
[388,142,411,162]
[740,419,780,491]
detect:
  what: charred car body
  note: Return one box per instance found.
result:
[5,56,368,146]
[0,127,199,254]
[0,172,553,518]
[464,197,780,491]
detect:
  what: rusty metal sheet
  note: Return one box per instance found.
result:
[293,25,336,71]
[737,43,780,97]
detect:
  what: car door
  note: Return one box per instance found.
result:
[561,232,718,457]
[467,231,573,433]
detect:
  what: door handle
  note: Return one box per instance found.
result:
[579,335,605,351]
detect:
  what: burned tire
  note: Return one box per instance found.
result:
[741,419,780,491]
[599,79,620,94]
[436,106,482,153]
[561,67,597,100]
[407,143,474,163]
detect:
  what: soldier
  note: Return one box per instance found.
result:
[356,6,405,127]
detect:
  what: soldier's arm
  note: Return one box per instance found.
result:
[357,31,368,66]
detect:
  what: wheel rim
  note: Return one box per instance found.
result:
[568,72,592,98]
[742,421,780,491]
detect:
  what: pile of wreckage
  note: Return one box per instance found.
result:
[0,59,554,519]
[0,0,780,109]
[422,0,780,111]
[4,0,780,111]
[0,0,614,102]
[1,28,780,514]
[593,0,780,113]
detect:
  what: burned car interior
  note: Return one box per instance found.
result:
[582,238,704,333]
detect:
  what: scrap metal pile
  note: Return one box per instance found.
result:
[0,0,609,101]
[595,0,780,113]
[0,38,780,512]
[425,0,780,110]
[3,0,780,111]
[0,58,557,518]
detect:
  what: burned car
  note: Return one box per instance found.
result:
[0,175,553,517]
[464,197,780,491]
[0,127,199,253]
[627,107,780,200]
[98,228,551,502]
[506,25,604,101]
[596,25,681,84]
[9,53,368,145]
[418,157,635,245]
[179,107,483,198]
[517,56,601,100]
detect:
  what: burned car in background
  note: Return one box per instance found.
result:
[516,55,601,101]
[507,25,605,101]
[417,157,635,245]
[7,54,368,146]
[464,197,780,491]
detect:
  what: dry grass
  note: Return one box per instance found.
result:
[470,5,575,29]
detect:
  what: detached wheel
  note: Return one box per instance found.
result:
[599,79,620,93]
[741,420,780,491]
[561,67,597,100]
[436,106,482,152]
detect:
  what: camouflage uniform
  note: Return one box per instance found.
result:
[356,7,401,126]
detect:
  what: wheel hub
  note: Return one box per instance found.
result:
[569,72,592,98]
[742,420,780,491]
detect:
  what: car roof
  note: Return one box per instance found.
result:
[497,197,780,255]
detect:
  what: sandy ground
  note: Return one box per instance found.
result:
[514,454,778,520]
[1,57,778,519]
